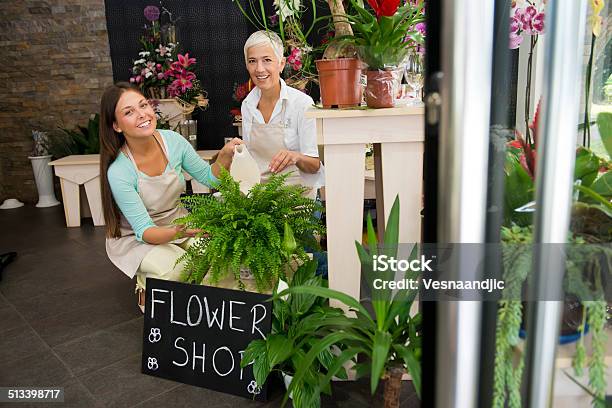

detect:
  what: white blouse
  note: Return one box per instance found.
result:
[241,79,324,188]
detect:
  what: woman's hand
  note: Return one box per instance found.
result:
[174,225,203,239]
[269,149,301,173]
[216,138,244,171]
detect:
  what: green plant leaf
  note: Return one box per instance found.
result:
[394,344,422,399]
[370,331,393,394]
[267,334,294,368]
[275,286,374,325]
[589,171,612,198]
[597,112,612,160]
[575,147,600,187]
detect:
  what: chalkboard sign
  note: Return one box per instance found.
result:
[141,278,272,400]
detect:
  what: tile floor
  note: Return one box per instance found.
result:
[0,205,419,407]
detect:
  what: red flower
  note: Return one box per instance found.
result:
[367,0,400,18]
[508,140,523,149]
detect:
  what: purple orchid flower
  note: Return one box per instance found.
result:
[144,5,160,22]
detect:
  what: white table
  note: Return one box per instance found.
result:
[49,150,219,227]
[306,105,425,306]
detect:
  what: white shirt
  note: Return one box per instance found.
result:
[241,79,324,188]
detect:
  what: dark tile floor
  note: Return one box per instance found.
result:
[0,205,419,408]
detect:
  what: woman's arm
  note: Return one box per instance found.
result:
[269,150,320,174]
[142,225,199,244]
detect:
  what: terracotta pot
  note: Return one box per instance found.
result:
[315,58,362,108]
[366,70,396,108]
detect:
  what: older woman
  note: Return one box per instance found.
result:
[240,30,323,198]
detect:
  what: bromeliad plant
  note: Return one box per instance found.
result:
[240,259,348,408]
[340,0,425,69]
[276,197,423,408]
[175,170,324,292]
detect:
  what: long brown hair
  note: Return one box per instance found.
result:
[99,82,142,238]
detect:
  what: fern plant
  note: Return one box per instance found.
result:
[175,169,324,292]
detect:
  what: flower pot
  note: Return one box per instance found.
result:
[365,70,397,108]
[281,372,294,400]
[28,155,60,208]
[315,58,363,108]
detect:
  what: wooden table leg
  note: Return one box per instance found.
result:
[380,142,423,243]
[84,177,105,226]
[324,143,366,309]
[59,178,81,227]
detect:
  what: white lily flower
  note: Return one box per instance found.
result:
[134,58,146,64]
[138,51,150,57]
[145,71,153,78]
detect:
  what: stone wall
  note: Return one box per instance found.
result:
[0,0,113,204]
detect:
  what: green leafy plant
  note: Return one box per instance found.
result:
[176,169,324,292]
[497,113,612,408]
[494,225,610,408]
[240,259,348,407]
[339,0,425,69]
[44,114,100,159]
[275,196,423,408]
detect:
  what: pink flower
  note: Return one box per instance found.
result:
[157,73,164,79]
[176,53,196,69]
[510,16,520,33]
[135,75,142,83]
[415,22,426,36]
[129,77,136,83]
[509,32,523,49]
[156,63,162,69]
[169,77,194,95]
[525,5,538,17]
[532,12,545,33]
[293,60,302,70]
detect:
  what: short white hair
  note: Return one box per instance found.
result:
[243,30,284,65]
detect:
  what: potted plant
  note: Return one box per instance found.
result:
[175,170,324,292]
[240,259,348,407]
[315,0,364,108]
[276,197,423,408]
[339,0,425,108]
[494,113,611,408]
[28,130,60,208]
[129,5,208,128]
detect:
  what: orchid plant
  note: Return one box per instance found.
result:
[129,5,207,107]
[508,1,546,146]
[233,0,332,92]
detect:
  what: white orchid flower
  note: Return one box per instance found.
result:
[274,0,301,21]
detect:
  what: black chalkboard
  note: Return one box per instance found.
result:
[141,278,272,401]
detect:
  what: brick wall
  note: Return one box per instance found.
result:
[0,0,113,204]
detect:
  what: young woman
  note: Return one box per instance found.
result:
[240,31,324,198]
[99,83,242,311]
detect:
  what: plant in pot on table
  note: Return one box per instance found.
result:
[276,197,423,408]
[129,5,208,120]
[338,0,425,108]
[175,170,324,292]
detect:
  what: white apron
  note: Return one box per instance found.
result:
[247,100,317,199]
[105,133,188,279]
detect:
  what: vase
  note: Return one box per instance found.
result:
[281,372,294,400]
[28,155,60,208]
[365,70,397,108]
[315,58,363,108]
